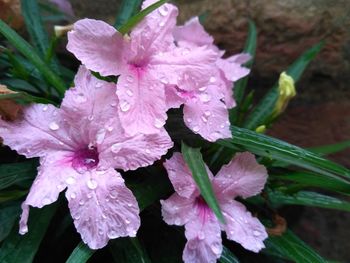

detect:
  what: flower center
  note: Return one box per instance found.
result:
[195,196,212,224]
[72,146,99,172]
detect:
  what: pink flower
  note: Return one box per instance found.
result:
[161,152,268,263]
[167,17,251,141]
[66,1,217,136]
[0,66,173,249]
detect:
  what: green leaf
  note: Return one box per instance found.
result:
[181,142,225,223]
[114,0,142,29]
[21,0,49,57]
[0,190,27,203]
[0,160,37,190]
[219,246,240,263]
[308,140,350,156]
[65,242,95,263]
[233,20,257,106]
[0,19,66,96]
[0,204,57,263]
[274,171,350,194]
[109,237,151,263]
[0,202,21,242]
[244,42,324,130]
[118,0,168,34]
[268,190,350,211]
[264,229,327,263]
[217,126,350,179]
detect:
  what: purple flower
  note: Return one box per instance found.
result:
[66,1,217,136]
[0,66,173,249]
[161,152,268,263]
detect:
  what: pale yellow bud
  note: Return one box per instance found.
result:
[54,24,74,38]
[273,72,296,117]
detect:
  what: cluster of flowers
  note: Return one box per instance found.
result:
[0,0,268,262]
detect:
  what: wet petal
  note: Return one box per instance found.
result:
[183,86,231,142]
[221,200,267,253]
[115,68,167,135]
[66,168,140,249]
[67,19,127,76]
[160,193,195,226]
[0,104,76,158]
[183,212,222,263]
[213,152,268,199]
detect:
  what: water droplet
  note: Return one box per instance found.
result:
[42,198,51,205]
[126,89,133,96]
[220,124,225,129]
[98,230,104,235]
[73,214,81,220]
[201,115,208,123]
[66,176,76,185]
[199,86,207,91]
[187,118,192,123]
[198,232,205,240]
[88,115,94,121]
[174,218,181,225]
[110,101,117,107]
[210,242,222,255]
[19,225,28,235]
[125,218,130,224]
[158,5,169,16]
[210,132,221,139]
[253,230,261,237]
[95,82,103,88]
[126,75,133,83]
[56,184,65,191]
[193,126,200,132]
[59,141,64,145]
[204,110,211,117]
[159,21,165,27]
[209,76,216,83]
[145,149,151,154]
[109,189,118,199]
[42,105,48,111]
[102,213,107,219]
[200,93,211,103]
[160,76,168,84]
[70,192,77,199]
[75,93,87,103]
[49,121,59,131]
[87,179,98,190]
[96,128,106,144]
[120,101,130,112]
[111,143,120,153]
[127,203,133,207]
[107,230,118,238]
[154,118,164,128]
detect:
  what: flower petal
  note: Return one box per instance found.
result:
[165,85,185,109]
[19,151,77,234]
[130,2,178,58]
[67,19,126,76]
[221,200,267,252]
[213,152,268,199]
[183,213,222,263]
[183,86,231,142]
[163,152,198,198]
[160,193,195,226]
[0,104,76,158]
[174,17,214,47]
[115,68,167,135]
[66,168,140,249]
[99,127,173,171]
[217,57,250,82]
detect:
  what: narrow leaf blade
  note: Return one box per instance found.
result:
[114,0,142,29]
[65,242,94,263]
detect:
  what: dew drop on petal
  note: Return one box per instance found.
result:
[49,121,60,131]
[154,118,164,128]
[126,75,134,83]
[126,89,133,96]
[158,5,169,16]
[42,105,48,111]
[66,176,76,185]
[111,143,120,153]
[125,218,130,224]
[95,82,103,88]
[109,189,118,199]
[88,115,94,121]
[199,93,211,103]
[187,118,192,123]
[174,218,181,225]
[70,192,77,199]
[87,179,98,190]
[199,86,207,92]
[198,232,205,240]
[42,198,51,205]
[19,225,28,235]
[75,93,87,103]
[159,21,165,27]
[110,101,117,107]
[253,230,261,237]
[204,110,211,117]
[211,242,221,255]
[145,149,151,154]
[193,126,200,132]
[160,76,168,84]
[107,230,118,238]
[209,76,216,83]
[120,101,131,112]
[201,115,208,123]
